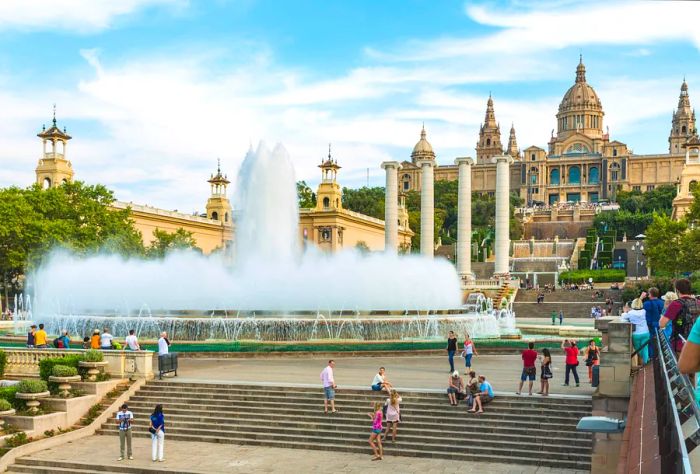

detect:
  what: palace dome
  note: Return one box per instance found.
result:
[558,58,603,113]
[411,126,436,162]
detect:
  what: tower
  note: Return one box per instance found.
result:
[555,56,604,143]
[35,106,74,188]
[507,123,519,159]
[316,144,343,211]
[205,159,232,225]
[669,79,697,154]
[476,94,504,164]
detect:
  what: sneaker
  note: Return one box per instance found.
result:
[561,383,569,386]
[117,457,124,461]
[128,456,133,460]
[576,383,580,387]
[158,459,165,462]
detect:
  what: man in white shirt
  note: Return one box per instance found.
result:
[115,403,133,461]
[320,360,336,414]
[100,328,114,349]
[125,329,140,351]
[157,332,170,355]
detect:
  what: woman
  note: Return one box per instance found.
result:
[90,329,101,349]
[661,291,678,340]
[538,348,552,396]
[462,334,478,375]
[446,371,464,406]
[621,298,649,365]
[584,340,600,383]
[368,401,383,461]
[383,390,402,443]
[149,404,165,462]
[561,339,580,387]
[466,370,478,406]
[446,331,458,373]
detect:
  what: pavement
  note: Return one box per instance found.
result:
[28,434,589,474]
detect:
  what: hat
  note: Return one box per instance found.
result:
[451,370,460,378]
[662,291,678,302]
[93,329,100,334]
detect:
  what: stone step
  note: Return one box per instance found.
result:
[96,430,591,470]
[13,458,198,474]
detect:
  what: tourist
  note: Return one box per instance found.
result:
[446,370,464,406]
[82,336,91,349]
[100,328,114,350]
[643,288,664,358]
[368,401,384,461]
[462,334,477,374]
[466,370,478,404]
[621,299,650,365]
[26,325,36,348]
[125,329,140,351]
[149,404,165,462]
[539,348,552,396]
[158,332,170,355]
[661,291,679,340]
[371,367,393,392]
[383,390,401,443]
[34,323,48,348]
[58,330,71,349]
[116,403,134,461]
[561,339,580,387]
[516,342,538,396]
[468,375,494,414]
[90,329,101,349]
[558,310,564,326]
[584,340,600,383]
[660,279,700,355]
[320,360,337,414]
[446,331,457,373]
[551,311,556,326]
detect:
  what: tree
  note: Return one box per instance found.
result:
[644,213,688,277]
[297,181,316,209]
[615,184,677,215]
[342,187,384,219]
[593,210,654,239]
[147,228,200,258]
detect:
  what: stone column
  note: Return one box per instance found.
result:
[381,161,401,253]
[455,157,475,281]
[418,159,435,257]
[493,154,514,276]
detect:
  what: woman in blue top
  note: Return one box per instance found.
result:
[149,404,165,462]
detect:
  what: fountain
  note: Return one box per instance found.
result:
[27,143,517,343]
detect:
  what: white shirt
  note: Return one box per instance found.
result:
[158,337,169,355]
[372,373,385,385]
[320,366,334,387]
[621,309,649,335]
[100,333,114,348]
[125,334,139,351]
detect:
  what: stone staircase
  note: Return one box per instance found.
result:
[69,381,594,471]
[514,289,622,318]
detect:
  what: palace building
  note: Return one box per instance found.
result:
[400,57,698,208]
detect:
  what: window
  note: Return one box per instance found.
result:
[486,138,491,146]
[403,181,409,191]
[632,186,641,192]
[323,197,330,208]
[487,191,495,198]
[646,185,655,192]
[320,228,332,242]
[568,166,581,185]
[588,166,599,184]
[42,177,51,189]
[610,162,621,182]
[531,153,536,161]
[550,169,560,185]
[211,211,218,220]
[613,148,617,157]
[224,212,229,222]
[683,125,687,134]
[549,194,559,205]
[690,180,698,194]
[565,143,589,154]
[566,192,581,202]
[589,192,599,203]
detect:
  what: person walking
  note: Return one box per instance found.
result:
[584,339,600,383]
[551,311,556,326]
[621,299,650,365]
[157,332,170,355]
[446,331,457,373]
[116,403,133,461]
[538,348,552,396]
[125,329,140,351]
[561,339,580,387]
[558,310,564,326]
[320,360,337,414]
[383,390,401,443]
[26,325,36,348]
[149,404,165,462]
[516,342,538,395]
[446,371,464,406]
[462,334,478,375]
[368,401,384,461]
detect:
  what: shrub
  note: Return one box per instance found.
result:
[0,350,7,378]
[0,387,20,410]
[51,365,78,378]
[5,432,29,448]
[82,350,104,363]
[15,379,48,394]
[39,355,81,381]
[0,399,12,412]
[43,429,55,437]
[559,269,626,284]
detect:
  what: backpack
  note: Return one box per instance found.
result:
[673,298,700,341]
[52,337,63,348]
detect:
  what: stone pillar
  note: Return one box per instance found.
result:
[493,154,513,275]
[418,159,435,257]
[381,161,401,253]
[455,157,475,281]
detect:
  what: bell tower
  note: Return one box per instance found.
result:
[476,94,504,164]
[35,106,74,188]
[205,159,232,225]
[316,144,343,211]
[669,79,697,154]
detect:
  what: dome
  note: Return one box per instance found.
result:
[558,57,603,114]
[411,126,436,162]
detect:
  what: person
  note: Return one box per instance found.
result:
[643,287,664,358]
[468,375,494,414]
[446,331,457,373]
[584,339,600,383]
[58,330,71,349]
[538,348,552,396]
[82,336,91,349]
[660,279,700,355]
[462,334,478,374]
[149,404,165,462]
[368,401,384,461]
[158,332,170,355]
[551,311,556,326]
[516,342,538,396]
[90,330,101,349]
[320,360,337,414]
[34,324,48,348]
[621,298,650,365]
[26,325,36,348]
[116,403,133,461]
[100,328,114,350]
[466,370,478,399]
[561,339,580,387]
[558,310,564,326]
[125,329,140,351]
[371,367,393,392]
[383,390,401,443]
[446,370,464,406]
[661,291,679,340]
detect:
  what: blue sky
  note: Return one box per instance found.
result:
[0,0,699,212]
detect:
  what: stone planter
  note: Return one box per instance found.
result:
[79,361,108,381]
[0,408,15,417]
[15,391,50,415]
[48,375,82,398]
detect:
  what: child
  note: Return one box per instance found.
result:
[461,334,478,375]
[82,336,91,349]
[383,390,402,443]
[368,401,383,461]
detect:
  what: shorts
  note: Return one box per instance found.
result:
[371,383,382,391]
[323,386,335,400]
[372,429,382,434]
[465,354,473,366]
[481,395,494,404]
[447,387,459,394]
[521,367,536,381]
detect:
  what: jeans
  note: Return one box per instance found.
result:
[119,429,132,457]
[448,350,455,372]
[565,364,580,385]
[646,324,658,358]
[151,430,164,461]
[465,354,473,368]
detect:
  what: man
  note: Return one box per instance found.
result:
[58,330,70,349]
[643,287,664,358]
[516,342,538,396]
[468,375,494,414]
[34,324,48,348]
[660,279,700,355]
[158,332,170,355]
[320,360,337,414]
[559,310,564,326]
[116,403,133,461]
[26,325,36,348]
[100,328,114,350]
[125,329,140,351]
[371,367,394,393]
[551,311,556,326]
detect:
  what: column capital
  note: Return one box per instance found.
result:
[381,161,402,170]
[416,158,435,168]
[455,156,475,166]
[491,154,514,165]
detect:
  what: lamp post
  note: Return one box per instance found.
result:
[633,241,644,280]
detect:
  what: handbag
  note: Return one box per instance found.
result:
[149,427,156,435]
[542,365,553,379]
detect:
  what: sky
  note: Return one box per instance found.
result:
[0,0,699,213]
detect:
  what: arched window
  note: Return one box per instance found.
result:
[682,126,687,134]
[565,143,589,154]
[690,180,698,194]
[588,167,599,184]
[336,198,339,208]
[61,178,68,184]
[610,162,621,182]
[211,211,219,220]
[568,166,581,184]
[323,197,330,208]
[550,169,560,185]
[42,177,51,189]
[486,138,491,146]
[224,212,229,222]
[613,148,617,157]
[531,153,536,161]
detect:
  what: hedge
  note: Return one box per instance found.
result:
[0,350,6,378]
[559,269,626,283]
[0,386,20,409]
[38,355,82,382]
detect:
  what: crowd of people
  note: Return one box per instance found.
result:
[26,326,172,356]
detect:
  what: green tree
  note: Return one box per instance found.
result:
[644,213,688,277]
[147,228,200,258]
[297,181,316,209]
[341,187,384,219]
[615,184,677,215]
[593,210,654,239]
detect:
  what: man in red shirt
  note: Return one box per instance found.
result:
[516,342,538,395]
[660,278,700,354]
[561,339,580,387]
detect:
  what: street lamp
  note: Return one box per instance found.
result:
[633,241,644,280]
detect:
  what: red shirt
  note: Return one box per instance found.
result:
[522,349,538,368]
[565,346,579,365]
